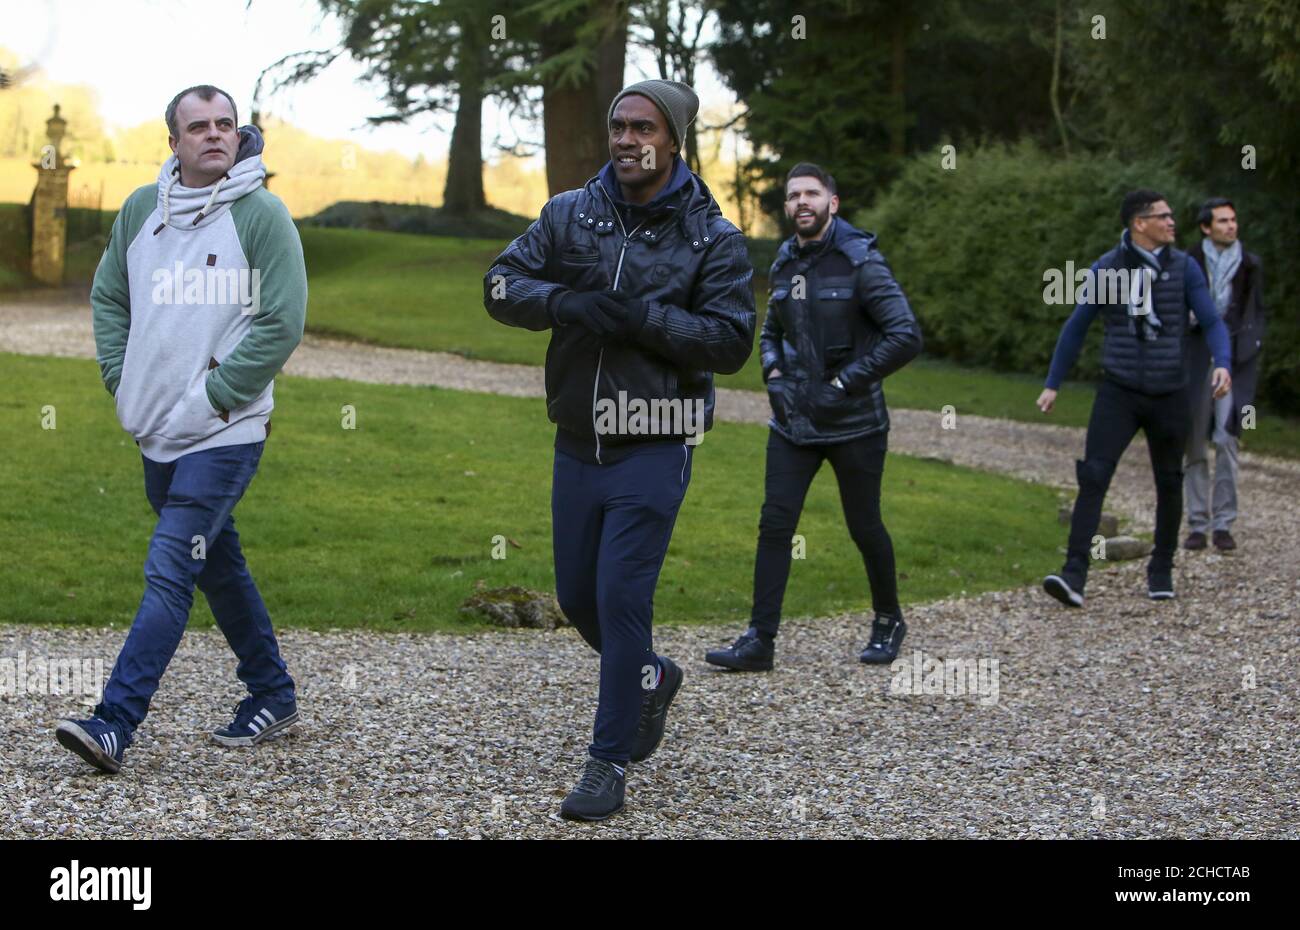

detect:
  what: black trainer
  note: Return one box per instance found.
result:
[560,757,626,821]
[1148,566,1175,600]
[629,656,683,763]
[705,627,775,672]
[859,612,907,664]
[1043,564,1086,607]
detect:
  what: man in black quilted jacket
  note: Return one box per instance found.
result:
[484,79,755,821]
[705,162,922,674]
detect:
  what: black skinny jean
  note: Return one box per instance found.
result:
[1066,379,1191,578]
[751,428,899,636]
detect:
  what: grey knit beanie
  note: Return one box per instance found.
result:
[607,79,699,148]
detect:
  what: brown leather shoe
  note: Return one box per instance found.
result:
[1212,530,1237,551]
[1183,531,1207,551]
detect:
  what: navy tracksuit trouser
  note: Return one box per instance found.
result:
[552,442,693,764]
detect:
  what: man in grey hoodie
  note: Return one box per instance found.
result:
[56,85,308,773]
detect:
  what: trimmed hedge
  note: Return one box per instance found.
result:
[1221,187,1300,412]
[0,203,114,290]
[303,201,533,240]
[858,140,1208,387]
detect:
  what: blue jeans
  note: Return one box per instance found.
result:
[96,441,294,738]
[552,442,693,764]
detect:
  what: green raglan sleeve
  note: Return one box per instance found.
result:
[90,186,155,396]
[207,190,308,412]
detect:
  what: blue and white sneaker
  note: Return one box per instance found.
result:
[212,695,299,747]
[55,717,127,774]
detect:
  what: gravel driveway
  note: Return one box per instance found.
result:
[2,292,1296,838]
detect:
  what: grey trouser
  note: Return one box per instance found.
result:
[1184,366,1238,534]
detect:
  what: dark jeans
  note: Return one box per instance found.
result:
[1065,379,1191,579]
[751,429,898,636]
[552,442,693,764]
[96,441,295,737]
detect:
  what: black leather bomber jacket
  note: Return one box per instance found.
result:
[484,162,756,463]
[760,217,922,445]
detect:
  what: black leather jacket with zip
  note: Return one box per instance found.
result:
[759,218,922,445]
[484,166,756,464]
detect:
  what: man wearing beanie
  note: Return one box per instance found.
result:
[57,85,306,773]
[485,79,755,820]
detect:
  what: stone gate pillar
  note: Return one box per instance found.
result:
[31,104,75,287]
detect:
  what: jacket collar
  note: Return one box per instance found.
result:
[774,217,877,272]
[597,154,691,212]
[581,158,718,253]
[1120,228,1175,271]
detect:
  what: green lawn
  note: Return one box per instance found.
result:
[5,213,1293,457]
[300,227,1099,422]
[299,227,1300,458]
[303,226,536,362]
[1,353,1070,633]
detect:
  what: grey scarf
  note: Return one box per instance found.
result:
[1201,238,1242,317]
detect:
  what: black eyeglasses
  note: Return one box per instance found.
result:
[1137,212,1175,221]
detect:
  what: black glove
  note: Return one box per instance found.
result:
[599,292,649,338]
[551,290,627,335]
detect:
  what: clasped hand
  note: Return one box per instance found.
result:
[554,290,646,338]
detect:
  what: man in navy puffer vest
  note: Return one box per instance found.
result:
[1037,189,1231,606]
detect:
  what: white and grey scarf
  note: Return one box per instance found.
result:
[1121,229,1163,341]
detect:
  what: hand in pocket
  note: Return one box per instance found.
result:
[207,356,230,422]
[766,376,791,424]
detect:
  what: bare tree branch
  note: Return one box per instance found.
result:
[251,48,343,122]
[696,107,751,133]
